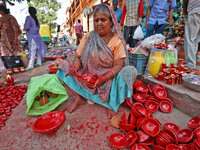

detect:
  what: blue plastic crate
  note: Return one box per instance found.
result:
[128,53,149,75]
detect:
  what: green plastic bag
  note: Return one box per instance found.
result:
[26,74,68,116]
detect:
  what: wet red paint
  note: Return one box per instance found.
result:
[74,131,78,134]
[91,117,96,120]
[105,126,109,131]
[95,124,100,134]
[36,118,60,130]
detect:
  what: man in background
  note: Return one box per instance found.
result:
[75,19,83,46]
[145,0,176,37]
[112,0,122,24]
[120,0,144,47]
[183,0,200,69]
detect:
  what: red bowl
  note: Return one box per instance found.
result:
[136,117,148,131]
[166,144,181,150]
[32,111,66,134]
[178,129,194,144]
[141,118,161,137]
[194,126,200,138]
[133,93,146,103]
[137,130,151,143]
[109,133,127,148]
[136,85,149,94]
[119,122,136,131]
[178,144,193,150]
[162,129,178,144]
[144,100,159,112]
[164,123,180,133]
[154,88,167,99]
[48,65,58,73]
[152,144,165,150]
[131,143,151,150]
[137,108,153,118]
[152,84,166,91]
[125,130,137,147]
[194,137,200,148]
[159,100,173,113]
[162,97,173,106]
[133,80,144,90]
[188,116,200,129]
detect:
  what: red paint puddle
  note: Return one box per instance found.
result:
[74,131,78,134]
[26,135,33,140]
[76,124,84,130]
[105,126,109,131]
[76,145,79,149]
[91,117,96,120]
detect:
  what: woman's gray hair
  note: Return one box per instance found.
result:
[93,4,112,21]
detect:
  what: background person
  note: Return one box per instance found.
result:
[75,19,83,46]
[183,0,200,69]
[112,0,122,24]
[57,4,137,119]
[0,5,22,56]
[24,6,47,71]
[120,0,144,47]
[145,0,177,37]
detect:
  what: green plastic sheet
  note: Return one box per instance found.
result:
[26,74,68,116]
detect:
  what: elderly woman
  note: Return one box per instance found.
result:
[57,4,137,118]
[0,5,22,56]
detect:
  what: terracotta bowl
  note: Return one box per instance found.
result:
[159,100,173,113]
[137,130,151,143]
[131,102,145,118]
[136,85,149,94]
[109,133,127,148]
[188,116,200,129]
[178,143,194,150]
[152,84,166,91]
[119,122,136,132]
[133,93,146,103]
[154,88,167,99]
[162,129,178,144]
[125,130,137,147]
[131,143,151,150]
[162,97,173,106]
[194,126,200,138]
[141,118,161,137]
[194,137,200,149]
[144,100,159,113]
[164,123,180,133]
[152,144,165,150]
[136,117,148,131]
[133,80,144,90]
[166,144,181,150]
[32,111,66,134]
[178,129,194,144]
[137,108,153,118]
[155,134,170,147]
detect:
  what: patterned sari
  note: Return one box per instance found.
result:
[57,4,137,112]
[0,14,22,56]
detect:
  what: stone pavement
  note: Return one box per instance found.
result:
[0,60,195,150]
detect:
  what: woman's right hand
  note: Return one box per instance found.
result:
[68,62,81,75]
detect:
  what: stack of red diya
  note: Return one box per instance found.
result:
[155,58,186,85]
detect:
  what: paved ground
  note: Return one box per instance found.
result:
[0,51,197,150]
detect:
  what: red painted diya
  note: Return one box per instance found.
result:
[133,80,143,90]
[133,93,146,103]
[178,129,194,144]
[131,143,151,150]
[152,144,165,150]
[194,126,200,138]
[125,130,137,147]
[137,130,154,145]
[119,112,136,131]
[188,116,200,129]
[154,88,167,100]
[141,118,161,137]
[166,144,180,150]
[32,110,66,134]
[136,85,149,94]
[164,123,180,133]
[144,100,159,113]
[109,133,127,148]
[159,100,173,113]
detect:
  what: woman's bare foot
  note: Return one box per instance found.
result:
[107,108,117,119]
[67,98,85,113]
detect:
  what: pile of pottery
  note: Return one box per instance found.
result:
[126,80,173,114]
[109,80,200,149]
[155,59,186,85]
[0,85,27,130]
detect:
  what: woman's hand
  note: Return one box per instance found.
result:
[68,62,81,75]
[93,74,106,88]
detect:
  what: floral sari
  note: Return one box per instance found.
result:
[0,14,22,56]
[57,4,137,111]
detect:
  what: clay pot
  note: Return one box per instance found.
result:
[133,80,144,90]
[188,116,200,129]
[166,144,181,150]
[164,123,180,133]
[125,130,137,147]
[178,129,194,144]
[154,88,167,100]
[136,85,149,94]
[39,94,49,106]
[133,93,146,103]
[141,118,161,137]
[109,133,127,148]
[144,100,159,113]
[159,100,173,113]
[131,143,151,150]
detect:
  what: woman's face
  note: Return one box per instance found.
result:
[94,10,113,36]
